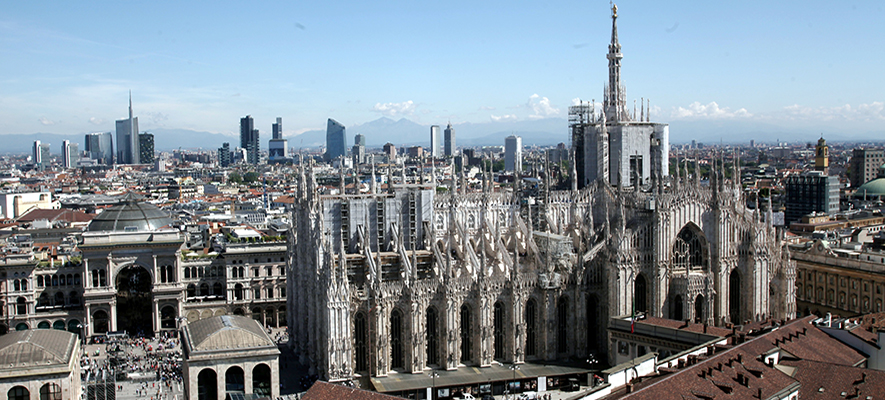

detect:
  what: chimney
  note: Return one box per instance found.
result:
[737,354,743,363]
[737,373,747,386]
[757,388,762,399]
[625,382,633,394]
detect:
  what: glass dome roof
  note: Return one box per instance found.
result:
[86,192,174,232]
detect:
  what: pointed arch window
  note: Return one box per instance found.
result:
[493,301,505,360]
[672,226,708,270]
[426,307,439,366]
[526,299,537,357]
[355,312,368,372]
[390,309,404,369]
[460,305,471,364]
[557,297,568,353]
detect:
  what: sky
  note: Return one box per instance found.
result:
[1,0,884,140]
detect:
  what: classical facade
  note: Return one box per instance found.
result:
[181,315,279,400]
[1,193,287,339]
[287,159,796,384]
[793,239,885,317]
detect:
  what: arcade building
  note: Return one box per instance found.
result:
[2,193,287,340]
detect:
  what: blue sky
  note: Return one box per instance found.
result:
[1,0,883,139]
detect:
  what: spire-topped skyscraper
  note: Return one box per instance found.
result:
[570,3,669,187]
[115,91,140,164]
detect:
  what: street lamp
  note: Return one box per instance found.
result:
[77,323,88,347]
[509,364,520,395]
[429,371,439,400]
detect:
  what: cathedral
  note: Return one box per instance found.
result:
[286,4,796,390]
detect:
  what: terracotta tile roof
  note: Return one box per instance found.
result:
[302,381,402,400]
[641,317,733,337]
[780,359,885,399]
[619,317,869,400]
[17,208,95,224]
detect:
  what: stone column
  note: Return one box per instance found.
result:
[153,299,160,336]
[109,300,117,332]
[445,297,459,370]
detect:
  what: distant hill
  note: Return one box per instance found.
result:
[5,117,883,155]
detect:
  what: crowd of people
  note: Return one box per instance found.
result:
[81,334,183,400]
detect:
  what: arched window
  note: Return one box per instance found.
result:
[729,269,741,325]
[184,267,191,279]
[635,273,648,314]
[197,368,217,400]
[166,266,175,282]
[54,292,65,307]
[8,386,29,400]
[38,293,50,308]
[92,270,99,287]
[161,306,176,329]
[266,286,273,299]
[22,279,27,291]
[695,294,705,323]
[557,296,568,353]
[74,274,81,285]
[526,299,537,357]
[67,274,73,286]
[390,309,404,369]
[199,283,209,296]
[93,310,109,334]
[225,366,245,393]
[16,297,27,315]
[37,276,44,287]
[355,312,368,372]
[98,270,106,286]
[252,364,272,397]
[52,275,58,286]
[460,305,471,364]
[672,225,708,269]
[586,295,599,354]
[493,301,505,360]
[13,280,20,291]
[254,288,261,300]
[426,307,439,366]
[673,295,684,321]
[69,291,80,306]
[234,284,243,300]
[187,284,196,298]
[213,283,223,297]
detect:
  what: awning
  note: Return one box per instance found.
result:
[370,362,590,393]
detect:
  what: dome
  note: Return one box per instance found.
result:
[86,192,174,232]
[854,178,885,198]
[184,315,275,352]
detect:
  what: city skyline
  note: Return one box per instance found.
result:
[1,1,884,141]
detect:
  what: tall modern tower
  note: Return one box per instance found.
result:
[240,115,260,165]
[325,118,347,162]
[269,117,288,163]
[272,117,283,140]
[430,125,441,158]
[444,123,456,157]
[115,92,140,164]
[505,135,522,172]
[85,132,114,165]
[62,140,79,169]
[139,133,155,164]
[218,142,232,167]
[33,140,43,171]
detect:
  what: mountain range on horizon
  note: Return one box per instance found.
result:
[2,117,883,155]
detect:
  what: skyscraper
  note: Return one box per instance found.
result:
[240,115,260,165]
[62,140,79,169]
[139,133,155,164]
[272,117,283,140]
[505,135,522,172]
[85,132,114,165]
[115,92,140,164]
[430,125,441,158]
[444,122,455,157]
[325,118,347,162]
[33,140,43,171]
[218,142,232,167]
[354,134,366,147]
[383,142,397,160]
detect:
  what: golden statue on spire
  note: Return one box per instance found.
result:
[612,2,618,17]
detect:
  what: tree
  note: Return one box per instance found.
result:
[229,172,242,183]
[244,172,259,183]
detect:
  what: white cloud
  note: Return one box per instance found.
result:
[38,117,56,126]
[671,102,752,120]
[478,106,496,111]
[490,114,517,122]
[527,94,560,118]
[781,102,885,122]
[88,117,104,125]
[372,100,416,117]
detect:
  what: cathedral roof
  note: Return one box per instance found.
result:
[183,315,277,354]
[86,192,174,232]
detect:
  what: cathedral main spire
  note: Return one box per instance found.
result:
[605,3,627,122]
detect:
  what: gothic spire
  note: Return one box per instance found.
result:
[605,3,626,122]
